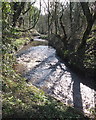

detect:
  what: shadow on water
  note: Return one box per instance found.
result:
[23,52,55,80]
[35,61,60,85]
[71,74,83,112]
[17,43,95,115]
[23,52,83,112]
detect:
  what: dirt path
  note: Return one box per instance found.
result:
[16,38,95,117]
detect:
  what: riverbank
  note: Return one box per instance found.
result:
[14,35,95,118]
[2,32,90,119]
[48,34,95,80]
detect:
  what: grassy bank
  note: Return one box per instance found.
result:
[2,31,89,119]
[3,80,88,119]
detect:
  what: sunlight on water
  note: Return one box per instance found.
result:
[16,40,95,116]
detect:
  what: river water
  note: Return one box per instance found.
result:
[16,37,95,117]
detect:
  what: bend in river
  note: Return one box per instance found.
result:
[16,37,95,117]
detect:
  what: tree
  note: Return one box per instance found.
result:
[78,2,96,50]
[12,2,26,27]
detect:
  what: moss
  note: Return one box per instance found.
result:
[13,37,30,47]
[30,41,48,46]
[40,34,48,40]
[87,36,95,42]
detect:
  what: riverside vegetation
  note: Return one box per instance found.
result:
[2,30,89,119]
[2,1,96,119]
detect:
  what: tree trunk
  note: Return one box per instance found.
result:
[55,2,58,34]
[48,0,50,39]
[70,2,72,33]
[59,4,67,49]
[12,2,25,27]
[77,2,96,51]
[78,21,94,50]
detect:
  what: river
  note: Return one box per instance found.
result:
[16,37,95,117]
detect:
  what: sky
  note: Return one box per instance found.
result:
[34,0,69,14]
[34,0,96,11]
[34,0,95,14]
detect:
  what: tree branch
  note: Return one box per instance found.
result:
[12,2,26,27]
[80,2,92,23]
[15,0,41,32]
[59,4,67,40]
[23,2,35,15]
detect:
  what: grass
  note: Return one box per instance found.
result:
[13,37,30,48]
[39,34,48,40]
[13,35,48,53]
[2,32,89,120]
[3,80,88,119]
[29,40,48,46]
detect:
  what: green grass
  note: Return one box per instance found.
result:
[29,40,48,46]
[40,34,48,40]
[13,37,30,48]
[13,36,48,53]
[2,79,88,119]
[87,36,95,42]
[2,32,89,120]
[2,49,87,119]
